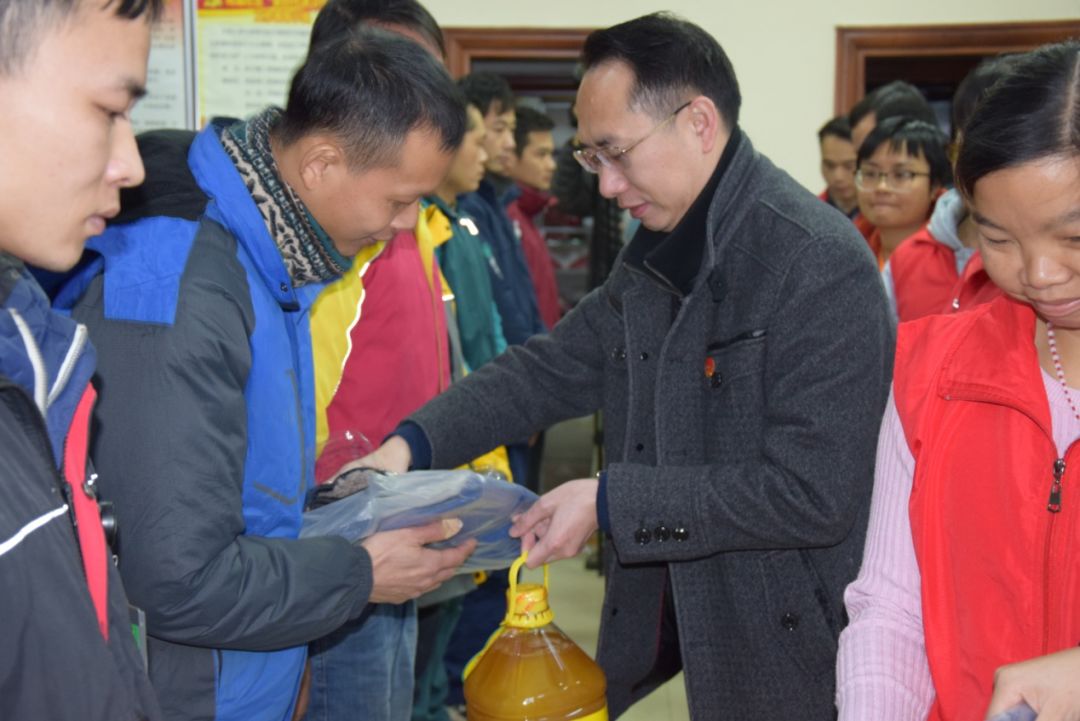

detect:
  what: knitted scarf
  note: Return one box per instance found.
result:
[219,107,350,286]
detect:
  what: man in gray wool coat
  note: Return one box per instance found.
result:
[367,11,893,720]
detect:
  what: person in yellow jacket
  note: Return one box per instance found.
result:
[303,5,511,721]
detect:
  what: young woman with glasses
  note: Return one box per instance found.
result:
[855,116,951,271]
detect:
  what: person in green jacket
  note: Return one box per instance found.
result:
[428,102,507,372]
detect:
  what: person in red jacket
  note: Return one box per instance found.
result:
[855,116,950,275]
[847,81,940,259]
[302,4,468,721]
[837,41,1080,721]
[506,105,562,330]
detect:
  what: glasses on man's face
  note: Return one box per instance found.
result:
[855,168,932,192]
[573,101,692,174]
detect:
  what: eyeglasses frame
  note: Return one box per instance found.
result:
[572,100,693,175]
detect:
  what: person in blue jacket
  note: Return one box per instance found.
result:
[0,1,162,719]
[57,28,475,721]
[458,72,546,346]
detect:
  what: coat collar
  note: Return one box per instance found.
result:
[514,182,552,217]
[191,119,302,311]
[0,253,96,464]
[479,173,519,207]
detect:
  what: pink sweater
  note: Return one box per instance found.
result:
[836,370,1080,720]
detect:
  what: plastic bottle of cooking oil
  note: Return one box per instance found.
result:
[463,554,608,720]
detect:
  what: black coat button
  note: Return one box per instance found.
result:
[640,352,649,360]
[279,282,289,293]
[710,373,722,388]
[634,527,651,545]
[781,613,799,631]
[611,347,627,361]
[654,525,670,542]
[672,526,689,542]
[635,442,645,452]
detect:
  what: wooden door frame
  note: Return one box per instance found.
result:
[834,20,1080,115]
[443,27,594,78]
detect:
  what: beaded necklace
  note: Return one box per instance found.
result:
[1045,321,1079,513]
[1046,321,1080,423]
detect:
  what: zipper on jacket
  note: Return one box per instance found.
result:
[1042,456,1066,653]
[1042,504,1057,654]
[1048,458,1065,512]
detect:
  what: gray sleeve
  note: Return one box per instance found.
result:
[77,232,371,652]
[408,286,610,467]
[606,234,893,563]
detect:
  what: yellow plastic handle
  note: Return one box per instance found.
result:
[462,552,550,682]
[506,552,549,619]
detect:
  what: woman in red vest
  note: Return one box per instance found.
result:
[836,41,1080,721]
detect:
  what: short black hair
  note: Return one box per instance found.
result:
[818,115,852,143]
[849,80,938,130]
[513,106,555,157]
[458,72,515,118]
[308,0,444,58]
[277,26,465,170]
[950,54,1020,144]
[956,41,1080,199]
[582,12,741,126]
[857,115,952,188]
[0,0,162,75]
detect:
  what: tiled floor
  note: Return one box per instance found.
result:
[538,417,691,721]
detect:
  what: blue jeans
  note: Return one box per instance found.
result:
[305,602,417,721]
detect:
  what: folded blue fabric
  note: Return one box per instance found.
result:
[300,470,537,572]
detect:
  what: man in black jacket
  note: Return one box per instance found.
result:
[0,1,162,719]
[367,12,893,720]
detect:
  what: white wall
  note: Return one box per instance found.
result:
[424,0,1080,190]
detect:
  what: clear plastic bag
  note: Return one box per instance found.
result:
[300,468,537,572]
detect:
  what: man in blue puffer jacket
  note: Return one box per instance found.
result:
[56,29,475,721]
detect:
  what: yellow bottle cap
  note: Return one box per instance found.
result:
[506,580,553,629]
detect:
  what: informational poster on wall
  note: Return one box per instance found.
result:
[131,0,194,133]
[196,0,326,125]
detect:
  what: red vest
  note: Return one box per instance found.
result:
[316,231,449,482]
[894,296,1080,721]
[890,227,1003,322]
[945,252,1002,315]
[890,226,960,322]
[65,384,110,638]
